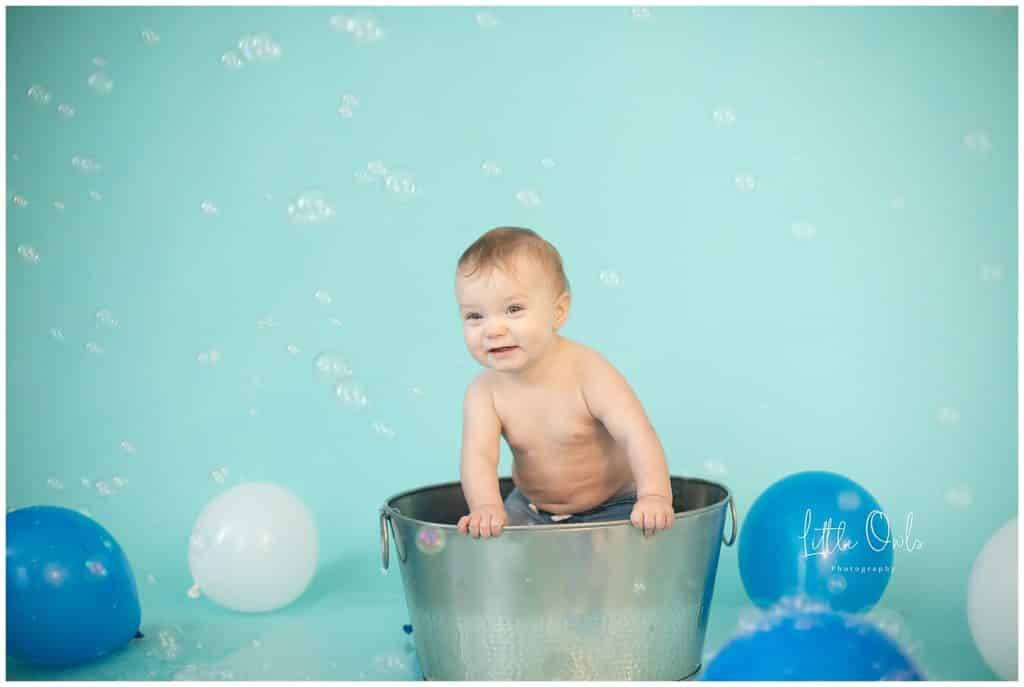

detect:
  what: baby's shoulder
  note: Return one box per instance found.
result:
[560,338,608,375]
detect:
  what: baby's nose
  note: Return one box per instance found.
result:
[485,319,508,336]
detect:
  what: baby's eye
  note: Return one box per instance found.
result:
[507,304,524,314]
[464,313,482,321]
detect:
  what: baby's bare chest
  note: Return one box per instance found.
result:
[492,385,605,453]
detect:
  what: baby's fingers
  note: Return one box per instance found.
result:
[490,515,505,537]
[457,515,470,535]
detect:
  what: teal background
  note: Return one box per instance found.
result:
[6,5,1017,681]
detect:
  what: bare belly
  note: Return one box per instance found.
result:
[511,451,634,515]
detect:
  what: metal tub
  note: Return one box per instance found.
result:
[380,476,736,681]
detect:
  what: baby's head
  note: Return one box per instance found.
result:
[455,227,571,372]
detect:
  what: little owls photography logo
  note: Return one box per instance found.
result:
[799,508,924,575]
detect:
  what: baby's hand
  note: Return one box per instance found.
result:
[457,504,508,539]
[631,495,675,537]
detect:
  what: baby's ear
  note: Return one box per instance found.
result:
[553,291,571,328]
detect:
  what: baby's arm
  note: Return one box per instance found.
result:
[580,351,674,535]
[456,376,508,538]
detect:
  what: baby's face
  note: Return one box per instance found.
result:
[455,257,568,374]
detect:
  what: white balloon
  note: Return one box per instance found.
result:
[188,483,318,612]
[967,517,1017,680]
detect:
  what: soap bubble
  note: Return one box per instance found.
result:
[416,527,445,554]
[88,71,114,95]
[313,351,353,384]
[335,381,368,409]
[27,85,52,105]
[288,190,335,224]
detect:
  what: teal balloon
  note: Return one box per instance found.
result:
[7,506,141,667]
[738,471,893,612]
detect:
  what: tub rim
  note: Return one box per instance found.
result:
[381,474,732,530]
[380,475,733,573]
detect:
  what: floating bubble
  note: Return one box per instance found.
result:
[142,29,160,45]
[890,195,906,210]
[313,351,353,384]
[516,189,541,207]
[944,484,973,509]
[197,349,222,365]
[53,201,65,211]
[599,270,623,288]
[735,173,756,192]
[415,526,445,554]
[57,104,75,118]
[210,467,228,484]
[837,490,861,511]
[238,33,282,62]
[47,477,64,490]
[286,344,301,356]
[481,160,503,177]
[476,12,498,28]
[367,160,388,177]
[89,190,103,201]
[827,575,848,594]
[111,475,127,488]
[335,381,368,409]
[72,155,102,174]
[372,421,396,439]
[329,15,384,43]
[200,200,218,215]
[702,459,728,476]
[313,289,332,305]
[936,406,960,425]
[95,481,112,496]
[222,52,245,70]
[17,245,39,264]
[288,190,335,224]
[85,342,104,354]
[713,106,736,126]
[409,385,425,399]
[632,7,652,19]
[120,440,136,454]
[93,57,107,67]
[27,85,52,105]
[256,316,276,329]
[50,328,65,341]
[540,157,557,169]
[187,583,202,599]
[980,264,1003,282]
[633,581,646,594]
[11,194,29,208]
[791,221,816,240]
[95,308,119,328]
[963,129,992,153]
[385,169,418,199]
[88,71,114,95]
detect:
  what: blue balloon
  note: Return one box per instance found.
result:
[6,506,141,667]
[738,471,893,612]
[701,610,924,680]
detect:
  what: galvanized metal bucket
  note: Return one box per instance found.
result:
[380,476,736,681]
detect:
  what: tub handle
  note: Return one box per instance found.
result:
[380,507,390,571]
[722,496,737,546]
[379,506,407,572]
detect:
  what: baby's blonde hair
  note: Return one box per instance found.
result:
[456,227,570,295]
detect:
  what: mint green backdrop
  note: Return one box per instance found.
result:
[6,5,1016,681]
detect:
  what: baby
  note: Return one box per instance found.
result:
[454,226,675,539]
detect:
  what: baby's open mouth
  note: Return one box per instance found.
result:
[489,346,517,353]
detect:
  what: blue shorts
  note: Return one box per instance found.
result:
[503,485,638,525]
